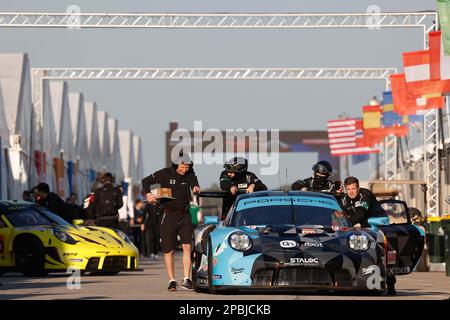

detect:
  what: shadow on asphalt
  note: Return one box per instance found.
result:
[0,280,101,290]
[0,293,63,300]
[196,289,447,298]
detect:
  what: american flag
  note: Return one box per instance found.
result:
[327,118,380,156]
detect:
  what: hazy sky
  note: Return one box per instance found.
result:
[0,0,437,189]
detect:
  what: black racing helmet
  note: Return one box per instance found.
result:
[224,157,248,174]
[312,160,333,176]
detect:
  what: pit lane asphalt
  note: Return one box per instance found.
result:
[1,251,449,300]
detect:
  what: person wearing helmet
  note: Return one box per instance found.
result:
[141,152,200,292]
[291,160,342,193]
[219,157,267,219]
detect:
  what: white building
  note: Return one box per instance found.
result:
[0,53,33,200]
[83,101,101,177]
[108,117,123,182]
[97,110,111,174]
[68,92,90,199]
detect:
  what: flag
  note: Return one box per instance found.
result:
[362,105,382,129]
[352,154,370,165]
[438,0,450,55]
[382,91,424,127]
[429,31,450,93]
[327,118,380,156]
[402,49,443,96]
[67,161,74,195]
[54,158,65,198]
[390,73,445,115]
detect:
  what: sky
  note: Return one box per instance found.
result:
[0,0,437,189]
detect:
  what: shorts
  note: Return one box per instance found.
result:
[159,209,193,253]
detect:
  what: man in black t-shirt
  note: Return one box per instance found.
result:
[141,153,200,292]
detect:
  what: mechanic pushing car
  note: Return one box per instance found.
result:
[291,160,343,193]
[341,176,397,295]
[31,182,74,223]
[141,152,200,292]
[219,156,267,219]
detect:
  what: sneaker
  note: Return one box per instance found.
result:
[180,278,193,290]
[150,253,155,260]
[167,280,177,292]
[154,254,159,260]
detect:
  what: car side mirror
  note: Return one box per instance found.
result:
[72,219,84,226]
[204,216,219,225]
[368,216,390,227]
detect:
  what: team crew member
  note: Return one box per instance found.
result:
[340,176,382,227]
[92,173,123,229]
[340,176,396,295]
[31,183,73,223]
[141,153,200,292]
[291,160,342,193]
[219,157,267,219]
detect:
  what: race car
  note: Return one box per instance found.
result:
[0,200,139,276]
[192,191,424,294]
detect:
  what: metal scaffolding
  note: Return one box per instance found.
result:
[33,67,397,81]
[0,12,437,31]
[1,9,439,215]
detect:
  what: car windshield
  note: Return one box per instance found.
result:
[3,205,72,227]
[230,195,351,228]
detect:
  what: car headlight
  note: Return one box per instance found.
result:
[228,232,253,252]
[54,230,77,245]
[114,229,131,243]
[348,233,370,252]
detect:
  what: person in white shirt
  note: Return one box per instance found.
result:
[118,192,134,233]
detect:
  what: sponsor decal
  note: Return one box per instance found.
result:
[236,196,341,211]
[289,257,320,265]
[387,267,411,275]
[69,259,83,263]
[213,275,222,280]
[387,251,397,265]
[301,228,316,235]
[303,242,324,248]
[198,254,208,272]
[63,252,78,256]
[279,240,297,248]
[331,226,340,231]
[214,240,228,257]
[237,183,248,189]
[231,267,245,274]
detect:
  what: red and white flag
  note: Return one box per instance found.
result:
[327,119,380,156]
[429,31,450,94]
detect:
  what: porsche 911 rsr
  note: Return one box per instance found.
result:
[0,201,139,276]
[192,191,424,294]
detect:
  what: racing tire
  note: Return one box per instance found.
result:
[15,236,48,277]
[192,252,209,293]
[207,238,216,294]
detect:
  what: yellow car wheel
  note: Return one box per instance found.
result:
[14,236,47,277]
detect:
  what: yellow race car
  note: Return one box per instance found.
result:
[0,200,139,276]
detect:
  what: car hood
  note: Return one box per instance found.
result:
[238,224,354,257]
[15,224,125,249]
